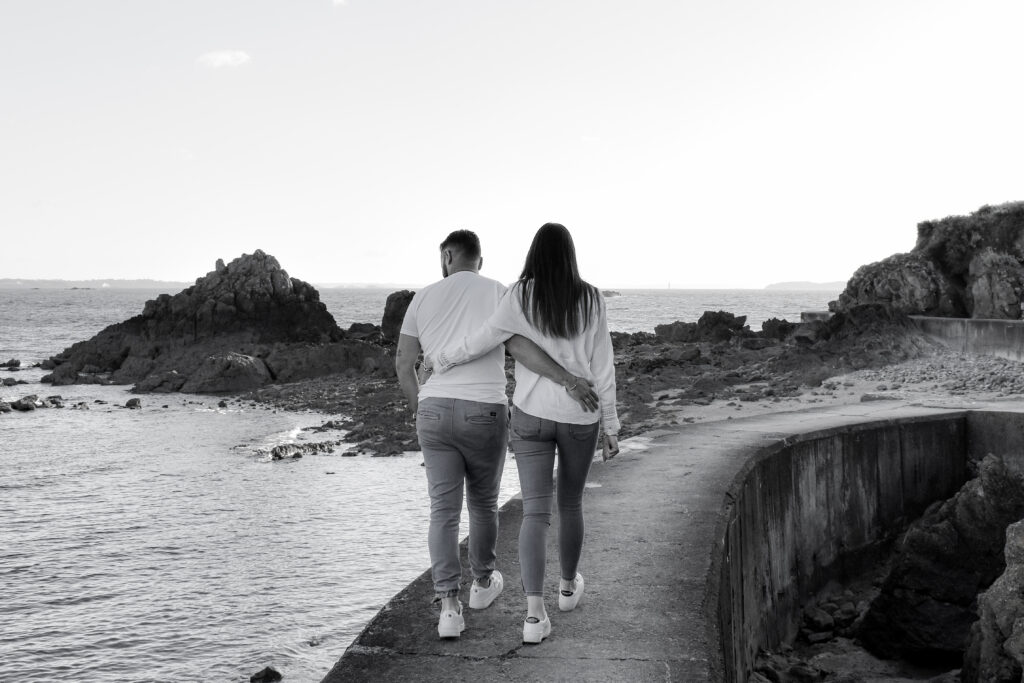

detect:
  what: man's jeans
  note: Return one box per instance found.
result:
[416,397,509,598]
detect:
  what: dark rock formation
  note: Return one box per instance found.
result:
[967,248,1024,319]
[267,439,345,460]
[40,250,392,393]
[0,401,11,413]
[654,310,750,343]
[249,666,282,683]
[381,289,414,342]
[836,252,962,316]
[962,519,1024,682]
[761,317,798,340]
[346,322,383,343]
[859,454,1024,664]
[2,359,20,368]
[834,202,1024,319]
[12,395,38,411]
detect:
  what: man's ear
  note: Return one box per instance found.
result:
[478,256,484,271]
[444,249,453,265]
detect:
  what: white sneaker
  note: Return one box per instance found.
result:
[437,602,465,639]
[522,614,551,644]
[558,573,585,612]
[468,570,504,609]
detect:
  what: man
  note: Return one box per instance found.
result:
[396,229,597,639]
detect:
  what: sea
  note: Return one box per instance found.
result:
[0,286,840,683]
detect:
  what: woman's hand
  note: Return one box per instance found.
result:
[602,434,620,461]
[565,376,599,412]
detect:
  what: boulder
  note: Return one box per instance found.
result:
[12,395,38,411]
[125,398,142,409]
[761,318,798,340]
[654,320,697,343]
[0,401,11,413]
[381,289,415,342]
[962,519,1024,682]
[695,310,748,342]
[346,322,383,342]
[2,359,20,368]
[249,666,282,683]
[860,454,1024,664]
[966,248,1024,319]
[834,252,963,316]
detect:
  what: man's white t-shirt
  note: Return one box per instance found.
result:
[400,271,508,405]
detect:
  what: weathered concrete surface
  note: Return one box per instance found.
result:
[321,401,1024,683]
[912,316,1024,363]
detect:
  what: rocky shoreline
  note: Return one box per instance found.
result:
[11,203,1024,679]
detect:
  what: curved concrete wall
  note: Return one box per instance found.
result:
[714,415,970,681]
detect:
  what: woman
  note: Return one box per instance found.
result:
[434,222,620,644]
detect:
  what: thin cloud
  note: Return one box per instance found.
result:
[196,50,251,68]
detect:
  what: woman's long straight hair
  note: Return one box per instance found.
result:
[518,223,598,339]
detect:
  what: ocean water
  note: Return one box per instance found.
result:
[0,286,838,682]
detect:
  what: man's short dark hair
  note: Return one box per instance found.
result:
[440,230,481,261]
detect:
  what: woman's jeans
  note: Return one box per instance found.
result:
[511,407,600,597]
[416,397,509,598]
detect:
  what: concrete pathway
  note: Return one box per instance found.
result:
[320,400,996,683]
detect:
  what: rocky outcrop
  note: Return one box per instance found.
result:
[962,519,1024,682]
[381,289,414,342]
[834,202,1024,319]
[40,250,392,393]
[859,454,1024,664]
[967,249,1024,319]
[836,252,963,316]
[654,310,751,343]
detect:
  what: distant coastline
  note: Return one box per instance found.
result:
[0,278,191,290]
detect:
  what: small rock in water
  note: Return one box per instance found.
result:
[125,398,142,409]
[218,399,228,408]
[250,666,282,682]
[12,395,38,411]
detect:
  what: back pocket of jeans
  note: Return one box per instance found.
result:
[568,422,599,441]
[510,410,542,439]
[417,409,441,421]
[465,410,497,425]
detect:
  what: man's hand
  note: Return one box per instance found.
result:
[565,376,600,412]
[505,335,599,413]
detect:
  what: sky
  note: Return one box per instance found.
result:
[3,1,1024,289]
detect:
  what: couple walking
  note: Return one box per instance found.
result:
[395,223,620,644]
